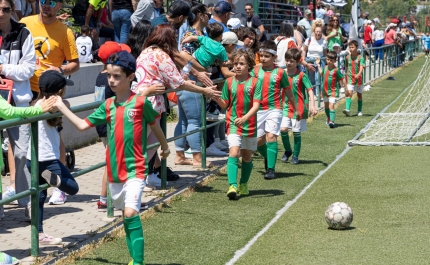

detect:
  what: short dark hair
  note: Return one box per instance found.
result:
[80,25,90,35]
[349,40,359,47]
[285,48,301,62]
[107,53,134,77]
[206,22,224,39]
[245,3,253,8]
[259,40,277,56]
[327,51,338,60]
[231,49,255,71]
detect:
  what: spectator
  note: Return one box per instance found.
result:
[244,3,266,42]
[298,9,312,38]
[326,5,334,18]
[372,24,385,61]
[127,20,154,59]
[226,17,243,30]
[237,27,259,63]
[76,25,94,63]
[384,23,398,67]
[16,0,35,19]
[130,0,161,27]
[209,0,231,32]
[315,3,326,19]
[325,15,346,51]
[274,22,297,68]
[72,0,106,46]
[421,32,430,57]
[363,20,373,48]
[93,6,115,44]
[108,0,135,43]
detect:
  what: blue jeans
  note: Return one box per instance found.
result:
[112,9,132,44]
[26,159,79,233]
[307,58,325,98]
[374,39,384,60]
[174,90,202,153]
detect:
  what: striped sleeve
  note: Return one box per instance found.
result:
[253,79,263,103]
[85,101,107,127]
[143,99,159,125]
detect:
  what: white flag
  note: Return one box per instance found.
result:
[349,0,360,43]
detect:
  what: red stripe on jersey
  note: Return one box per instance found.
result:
[351,58,356,84]
[247,78,258,133]
[225,78,233,135]
[261,71,271,110]
[236,83,244,135]
[105,99,114,183]
[323,67,330,96]
[357,56,362,86]
[114,106,127,182]
[297,72,304,118]
[274,70,283,109]
[133,97,145,180]
[330,69,337,98]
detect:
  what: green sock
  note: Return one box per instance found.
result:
[346,97,352,110]
[281,132,292,152]
[266,142,278,170]
[358,100,363,112]
[124,215,144,264]
[257,143,267,159]
[329,110,336,123]
[227,157,239,188]
[124,221,133,258]
[293,132,301,157]
[325,108,330,120]
[239,160,253,184]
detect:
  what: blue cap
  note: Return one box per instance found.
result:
[107,50,136,72]
[214,1,232,14]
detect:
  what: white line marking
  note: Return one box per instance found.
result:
[225,147,351,265]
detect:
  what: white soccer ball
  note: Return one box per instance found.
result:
[325,202,353,229]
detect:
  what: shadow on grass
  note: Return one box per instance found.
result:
[294,159,328,166]
[327,226,356,231]
[331,123,352,128]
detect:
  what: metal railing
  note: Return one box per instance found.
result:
[0,39,423,257]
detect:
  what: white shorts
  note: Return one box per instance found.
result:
[257,110,283,138]
[280,117,307,132]
[109,178,145,212]
[227,134,257,151]
[323,97,337,104]
[347,84,363,93]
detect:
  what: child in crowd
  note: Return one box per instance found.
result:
[181,22,235,78]
[26,71,80,245]
[316,51,345,128]
[221,31,243,69]
[280,48,317,164]
[343,40,365,117]
[54,51,169,265]
[214,49,262,200]
[76,25,94,63]
[422,32,430,57]
[251,40,297,180]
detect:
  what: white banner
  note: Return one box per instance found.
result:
[349,0,360,43]
[321,0,348,7]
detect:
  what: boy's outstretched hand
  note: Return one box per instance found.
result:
[39,96,57,113]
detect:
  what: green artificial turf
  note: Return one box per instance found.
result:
[72,57,426,265]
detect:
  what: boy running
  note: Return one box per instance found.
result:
[251,40,298,179]
[214,49,262,200]
[343,40,365,117]
[316,51,345,128]
[54,51,169,265]
[280,48,317,164]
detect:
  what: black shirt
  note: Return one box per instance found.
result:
[246,14,267,41]
[112,0,133,12]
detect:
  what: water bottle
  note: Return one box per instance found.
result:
[181,62,192,79]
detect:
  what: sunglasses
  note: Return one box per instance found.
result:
[0,7,11,13]
[331,19,339,22]
[40,0,58,8]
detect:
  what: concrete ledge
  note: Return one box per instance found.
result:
[65,63,104,99]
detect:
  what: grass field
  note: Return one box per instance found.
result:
[67,56,427,265]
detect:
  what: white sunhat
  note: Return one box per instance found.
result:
[227,18,244,30]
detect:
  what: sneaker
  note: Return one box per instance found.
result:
[144,186,153,192]
[239,183,249,196]
[291,156,299,164]
[281,150,293,163]
[227,185,238,200]
[97,201,107,210]
[357,112,363,116]
[264,169,275,180]
[343,109,350,117]
[2,186,18,205]
[328,122,335,129]
[39,233,62,245]
[206,144,227,156]
[184,149,192,159]
[340,87,345,93]
[48,188,67,205]
[213,139,228,151]
[220,139,229,148]
[41,170,61,188]
[146,173,168,187]
[0,251,19,265]
[24,205,31,221]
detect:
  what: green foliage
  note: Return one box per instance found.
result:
[361,0,417,20]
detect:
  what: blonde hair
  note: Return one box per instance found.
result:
[312,19,324,33]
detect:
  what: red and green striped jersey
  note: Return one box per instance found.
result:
[85,93,159,183]
[283,70,313,119]
[322,66,344,98]
[346,55,365,86]
[221,75,262,137]
[251,65,290,111]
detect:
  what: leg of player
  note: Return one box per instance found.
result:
[329,102,336,128]
[265,133,278,180]
[257,135,268,171]
[324,100,330,125]
[343,86,352,116]
[280,126,292,163]
[227,144,240,200]
[239,148,254,196]
[357,92,363,116]
[123,208,144,265]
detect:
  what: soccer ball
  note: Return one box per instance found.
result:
[325,202,353,229]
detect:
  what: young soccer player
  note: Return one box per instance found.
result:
[251,40,298,179]
[280,48,317,164]
[214,49,262,200]
[316,51,345,128]
[343,40,365,117]
[76,25,93,63]
[54,51,170,265]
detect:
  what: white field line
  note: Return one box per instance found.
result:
[226,146,351,265]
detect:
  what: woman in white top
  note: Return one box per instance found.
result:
[302,25,327,99]
[372,25,385,61]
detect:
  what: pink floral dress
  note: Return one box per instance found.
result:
[132,45,185,114]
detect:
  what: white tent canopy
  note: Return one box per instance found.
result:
[322,0,348,7]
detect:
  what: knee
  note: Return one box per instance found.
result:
[266,134,277,142]
[281,128,288,134]
[123,208,138,218]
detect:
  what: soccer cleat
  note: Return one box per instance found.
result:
[206,144,227,156]
[291,156,299,164]
[0,251,19,265]
[239,183,249,196]
[41,170,61,188]
[281,150,293,163]
[227,185,238,200]
[357,112,363,116]
[328,122,335,129]
[342,109,350,117]
[264,169,275,180]
[49,188,67,205]
[128,261,145,265]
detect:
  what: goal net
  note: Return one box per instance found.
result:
[349,57,430,146]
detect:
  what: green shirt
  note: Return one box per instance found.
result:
[194,36,228,68]
[346,55,365,86]
[283,70,313,119]
[321,66,344,98]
